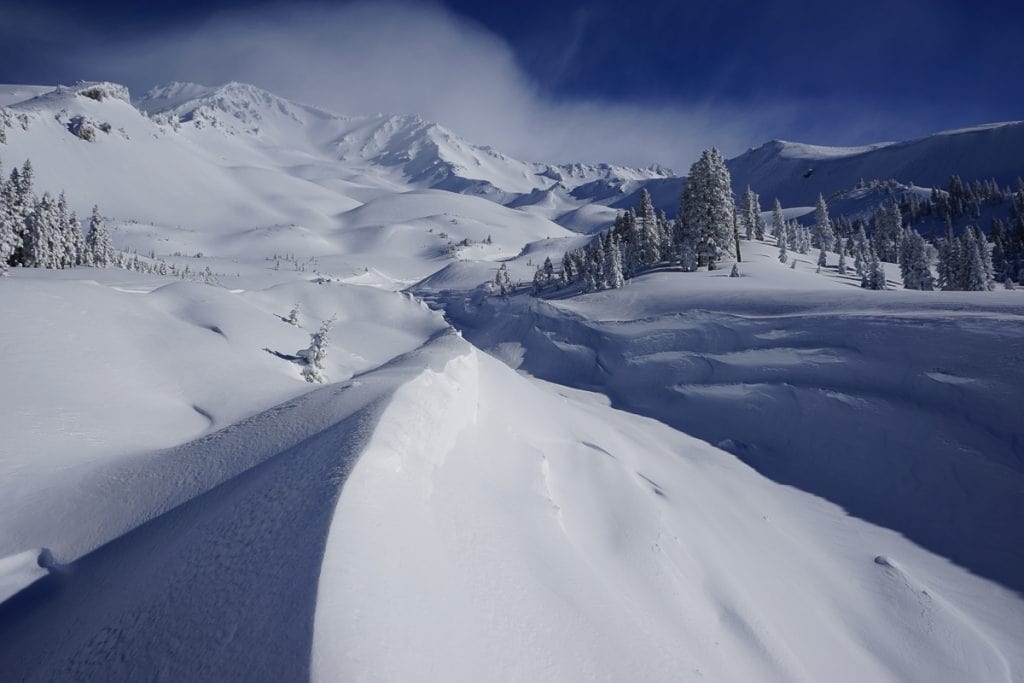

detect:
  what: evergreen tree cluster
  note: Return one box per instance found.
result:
[552,148,744,296]
[898,229,934,290]
[0,158,113,273]
[493,262,515,296]
[928,175,1016,223]
[989,194,1024,284]
[559,227,628,293]
[936,225,996,291]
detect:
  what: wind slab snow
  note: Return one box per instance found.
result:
[0,81,1022,682]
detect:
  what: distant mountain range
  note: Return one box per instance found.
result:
[2,80,1022,232]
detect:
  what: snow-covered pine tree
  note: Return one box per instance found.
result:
[494,262,514,296]
[561,252,576,283]
[861,244,886,289]
[853,224,869,276]
[680,148,735,270]
[606,234,625,289]
[770,198,785,238]
[752,193,766,240]
[675,180,700,271]
[960,227,994,291]
[55,192,82,269]
[812,193,835,251]
[898,229,934,290]
[871,201,902,262]
[817,248,827,269]
[741,186,757,240]
[287,303,300,325]
[635,189,661,268]
[873,258,887,290]
[0,163,16,273]
[532,266,546,295]
[657,210,674,259]
[777,226,788,263]
[732,212,742,263]
[300,317,334,383]
[976,226,995,290]
[85,205,114,267]
[23,192,57,268]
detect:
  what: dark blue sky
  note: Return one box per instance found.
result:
[1,0,1021,166]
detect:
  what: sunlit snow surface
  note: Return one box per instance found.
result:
[0,82,1022,681]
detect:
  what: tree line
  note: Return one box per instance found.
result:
[532,150,1021,296]
[0,158,113,274]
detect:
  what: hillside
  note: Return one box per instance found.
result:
[729,121,1024,206]
[1,78,1024,681]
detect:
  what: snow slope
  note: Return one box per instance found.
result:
[431,238,1024,596]
[2,78,1024,681]
[728,121,1024,206]
[0,85,53,107]
[3,279,1020,680]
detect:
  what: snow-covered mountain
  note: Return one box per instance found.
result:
[137,81,676,208]
[0,80,677,234]
[729,121,1024,206]
[2,78,1024,681]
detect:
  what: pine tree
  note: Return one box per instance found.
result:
[836,239,847,274]
[871,201,902,262]
[300,318,334,383]
[532,266,546,295]
[961,229,989,291]
[898,229,934,290]
[853,224,869,276]
[23,192,57,268]
[861,244,887,289]
[680,148,735,270]
[0,163,17,273]
[812,193,835,251]
[675,180,700,271]
[606,234,625,289]
[657,210,674,259]
[976,226,995,290]
[777,226,788,263]
[635,189,661,267]
[287,304,300,325]
[85,205,114,267]
[494,262,514,296]
[751,190,766,240]
[741,186,757,240]
[817,248,827,269]
[770,198,785,238]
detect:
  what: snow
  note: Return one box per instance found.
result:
[729,121,1024,206]
[0,85,54,107]
[2,79,1024,681]
[313,341,1022,681]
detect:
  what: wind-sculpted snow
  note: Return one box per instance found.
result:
[4,77,1024,681]
[0,330,468,680]
[433,241,1024,596]
[310,336,1022,681]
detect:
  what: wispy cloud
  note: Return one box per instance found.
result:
[1,1,970,169]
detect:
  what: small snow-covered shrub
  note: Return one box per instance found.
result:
[298,318,334,383]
